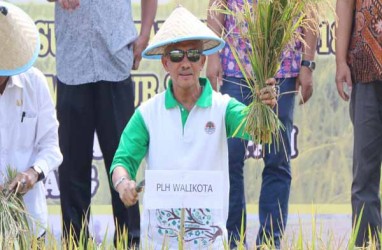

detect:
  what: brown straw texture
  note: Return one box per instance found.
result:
[0,2,38,72]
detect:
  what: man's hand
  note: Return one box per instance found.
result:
[335,61,353,101]
[296,67,314,105]
[206,53,223,91]
[132,35,150,70]
[8,168,38,195]
[259,78,277,108]
[116,179,139,207]
[58,0,80,11]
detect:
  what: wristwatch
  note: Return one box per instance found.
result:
[301,60,316,71]
[31,166,45,182]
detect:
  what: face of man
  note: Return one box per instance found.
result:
[161,40,206,92]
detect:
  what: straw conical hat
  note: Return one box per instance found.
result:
[0,1,39,76]
[142,6,225,59]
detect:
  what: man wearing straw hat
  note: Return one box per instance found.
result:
[110,5,277,249]
[52,0,157,246]
[0,0,62,240]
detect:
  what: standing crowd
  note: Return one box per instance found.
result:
[0,0,381,249]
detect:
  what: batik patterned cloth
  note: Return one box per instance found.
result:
[348,0,382,84]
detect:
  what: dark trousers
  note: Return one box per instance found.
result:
[56,78,140,246]
[256,78,295,248]
[221,77,251,248]
[351,81,382,247]
[221,77,295,249]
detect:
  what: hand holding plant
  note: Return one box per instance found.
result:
[0,167,31,248]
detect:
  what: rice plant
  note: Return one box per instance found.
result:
[0,206,380,249]
[0,171,377,249]
[209,0,333,153]
[0,167,32,249]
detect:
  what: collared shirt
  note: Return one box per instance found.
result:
[55,1,137,85]
[111,78,249,180]
[0,67,62,235]
[221,0,302,79]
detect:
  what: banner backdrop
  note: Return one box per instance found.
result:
[8,0,351,209]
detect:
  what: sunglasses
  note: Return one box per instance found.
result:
[166,49,202,63]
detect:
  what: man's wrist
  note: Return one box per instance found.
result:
[301,60,316,71]
[31,165,45,182]
[336,60,348,67]
[114,176,128,191]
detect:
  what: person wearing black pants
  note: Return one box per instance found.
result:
[57,78,140,246]
[53,0,157,247]
[336,0,382,246]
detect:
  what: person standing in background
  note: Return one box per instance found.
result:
[335,0,382,247]
[54,0,157,247]
[207,0,318,248]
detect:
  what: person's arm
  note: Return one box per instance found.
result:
[9,69,63,194]
[110,110,149,207]
[206,0,226,90]
[225,98,249,139]
[296,11,319,104]
[133,0,158,70]
[335,0,354,101]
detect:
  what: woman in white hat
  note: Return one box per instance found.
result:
[0,1,62,241]
[110,6,276,250]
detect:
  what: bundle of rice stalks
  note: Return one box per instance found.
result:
[0,167,31,249]
[210,0,329,152]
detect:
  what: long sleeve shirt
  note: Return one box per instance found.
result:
[0,67,62,235]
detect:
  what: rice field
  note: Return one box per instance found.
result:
[1,206,380,249]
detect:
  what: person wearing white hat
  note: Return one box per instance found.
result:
[52,0,157,247]
[0,0,62,240]
[109,6,277,249]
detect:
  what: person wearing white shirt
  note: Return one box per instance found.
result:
[0,1,62,238]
